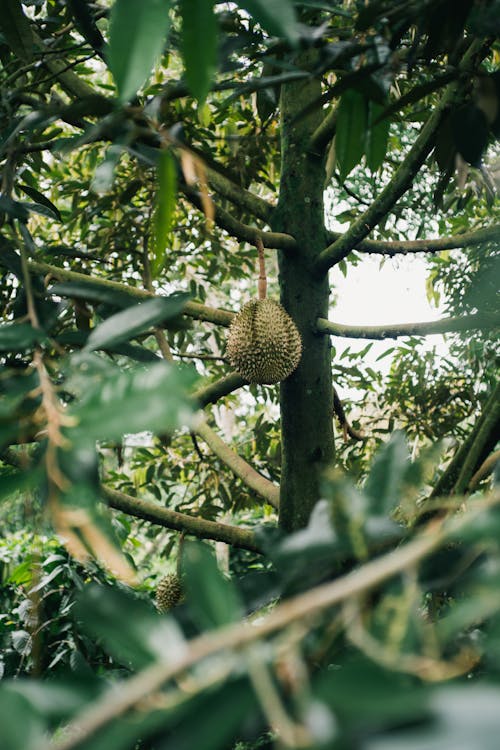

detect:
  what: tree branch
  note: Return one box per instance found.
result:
[195,418,280,509]
[47,492,500,750]
[102,486,261,553]
[26,259,235,327]
[453,382,500,495]
[430,383,500,499]
[325,224,500,257]
[313,40,483,275]
[205,166,274,223]
[316,312,500,339]
[193,373,247,408]
[309,105,337,153]
[180,184,296,251]
[469,450,500,491]
[32,30,96,100]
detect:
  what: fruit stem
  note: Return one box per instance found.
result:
[257,237,267,300]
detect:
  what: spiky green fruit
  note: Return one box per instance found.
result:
[226,299,302,384]
[155,573,183,613]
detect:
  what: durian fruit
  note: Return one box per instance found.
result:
[226,298,302,384]
[155,573,183,613]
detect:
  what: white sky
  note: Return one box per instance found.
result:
[331,253,440,326]
[328,239,451,400]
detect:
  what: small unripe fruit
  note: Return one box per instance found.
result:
[155,573,183,612]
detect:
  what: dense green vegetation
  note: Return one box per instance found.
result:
[0,1,499,748]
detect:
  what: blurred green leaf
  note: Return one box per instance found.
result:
[0,468,40,502]
[91,144,123,194]
[107,0,171,103]
[70,360,196,441]
[366,101,390,172]
[315,654,426,726]
[0,688,44,750]
[48,281,137,309]
[366,686,500,750]
[0,195,29,222]
[183,541,242,630]
[75,677,256,750]
[84,294,189,352]
[0,0,34,63]
[364,431,410,514]
[75,584,186,669]
[238,0,298,44]
[336,89,367,181]
[7,678,101,721]
[160,678,258,750]
[152,150,178,276]
[180,0,217,103]
[0,323,46,352]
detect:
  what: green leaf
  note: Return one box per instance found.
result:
[107,0,171,103]
[180,0,218,103]
[0,195,29,222]
[336,88,367,181]
[364,431,410,515]
[160,678,257,750]
[0,323,46,352]
[75,677,256,750]
[366,100,390,172]
[0,468,40,501]
[75,584,186,669]
[0,0,34,63]
[238,0,298,44]
[91,144,123,193]
[182,541,242,630]
[152,150,178,276]
[315,654,426,726]
[18,185,62,221]
[48,281,137,309]
[7,679,100,722]
[368,686,500,750]
[84,293,189,351]
[71,360,196,441]
[0,688,44,750]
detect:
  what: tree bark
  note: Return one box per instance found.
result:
[274,52,335,532]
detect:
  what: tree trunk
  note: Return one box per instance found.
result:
[274,53,335,532]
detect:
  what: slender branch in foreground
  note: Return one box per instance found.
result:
[195,419,280,509]
[316,312,500,339]
[27,259,235,327]
[102,486,261,553]
[193,373,247,408]
[313,40,483,275]
[325,224,500,257]
[47,492,499,750]
[180,184,296,251]
[205,166,274,223]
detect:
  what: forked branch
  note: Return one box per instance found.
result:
[326,224,500,257]
[194,418,280,509]
[313,40,484,275]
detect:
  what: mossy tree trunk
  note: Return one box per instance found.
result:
[273,53,335,532]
